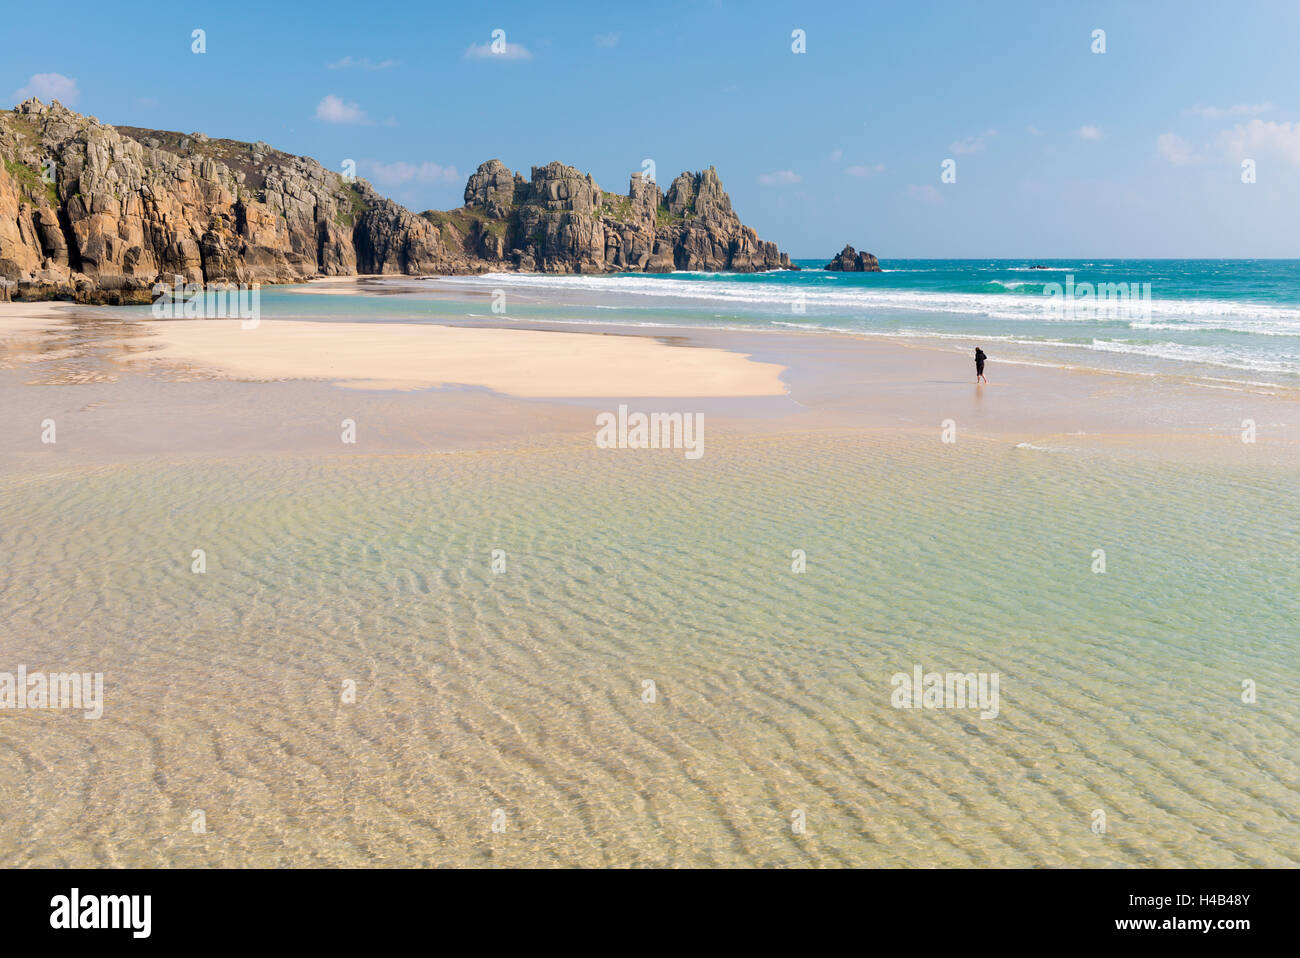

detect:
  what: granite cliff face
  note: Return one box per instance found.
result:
[444,159,792,275]
[0,99,792,303]
[825,244,881,272]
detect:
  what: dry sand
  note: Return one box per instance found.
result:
[124,318,788,397]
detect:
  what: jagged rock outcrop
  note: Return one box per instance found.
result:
[456,160,793,275]
[353,183,463,275]
[0,98,381,302]
[825,244,881,272]
[462,159,523,219]
[0,98,794,303]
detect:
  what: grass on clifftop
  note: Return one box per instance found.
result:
[656,207,687,227]
[334,179,369,228]
[115,126,292,193]
[423,207,508,240]
[598,196,634,220]
[3,158,59,206]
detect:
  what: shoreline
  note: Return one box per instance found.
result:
[1,296,1298,469]
[13,270,1300,399]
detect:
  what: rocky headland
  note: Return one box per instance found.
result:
[0,99,794,303]
[825,244,881,272]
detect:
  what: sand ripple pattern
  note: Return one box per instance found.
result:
[0,436,1296,866]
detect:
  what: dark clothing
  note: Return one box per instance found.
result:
[975,349,986,375]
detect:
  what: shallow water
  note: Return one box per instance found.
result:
[241,260,1300,387]
[2,434,1295,866]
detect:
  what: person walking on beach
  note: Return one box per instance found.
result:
[974,347,988,384]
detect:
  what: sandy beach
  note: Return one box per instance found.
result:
[123,317,789,397]
[3,297,1296,465]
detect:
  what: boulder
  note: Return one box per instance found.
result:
[825,244,881,272]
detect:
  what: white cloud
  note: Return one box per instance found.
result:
[949,129,996,155]
[464,41,533,60]
[328,56,401,70]
[1156,132,1200,166]
[315,95,368,125]
[13,72,80,106]
[907,184,941,205]
[1078,125,1104,140]
[829,148,843,162]
[758,170,801,185]
[1218,118,1300,166]
[593,33,620,48]
[845,163,885,177]
[1026,125,1043,136]
[361,160,461,186]
[1185,103,1272,119]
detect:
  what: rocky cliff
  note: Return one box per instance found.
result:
[0,99,793,303]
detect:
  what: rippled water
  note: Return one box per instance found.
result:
[1,434,1295,866]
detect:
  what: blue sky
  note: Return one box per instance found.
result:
[5,0,1298,257]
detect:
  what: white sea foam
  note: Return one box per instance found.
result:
[419,273,1300,384]
[436,273,1300,335]
[1014,442,1077,452]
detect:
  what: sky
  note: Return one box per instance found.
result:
[4,0,1299,258]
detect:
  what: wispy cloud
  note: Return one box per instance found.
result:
[949,129,996,155]
[845,163,885,177]
[13,72,80,106]
[1077,125,1104,141]
[1218,118,1300,166]
[1185,102,1272,119]
[315,95,368,125]
[464,41,533,60]
[1156,132,1201,166]
[328,56,401,71]
[907,184,941,205]
[758,170,801,185]
[593,33,620,48]
[361,160,461,186]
